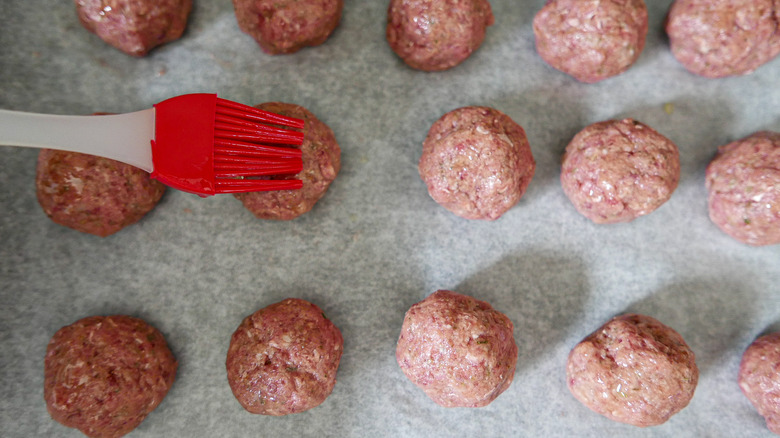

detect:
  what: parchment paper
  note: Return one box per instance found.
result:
[1,1,779,437]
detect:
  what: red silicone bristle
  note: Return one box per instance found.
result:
[215,126,304,145]
[216,98,305,129]
[216,170,300,178]
[214,160,303,177]
[214,155,301,166]
[214,139,303,158]
[214,112,301,132]
[214,179,304,193]
[214,119,304,144]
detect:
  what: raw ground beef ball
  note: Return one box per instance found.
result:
[232,0,344,54]
[418,106,535,220]
[386,0,494,71]
[44,315,177,438]
[396,290,518,408]
[738,332,780,435]
[74,0,192,57]
[533,0,648,83]
[226,298,343,416]
[567,314,698,427]
[36,148,166,237]
[234,102,340,220]
[560,118,680,224]
[665,0,780,78]
[705,131,780,246]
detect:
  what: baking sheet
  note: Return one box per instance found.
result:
[1,1,779,437]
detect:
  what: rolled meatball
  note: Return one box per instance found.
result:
[232,0,344,54]
[705,131,780,246]
[36,148,166,237]
[234,102,340,220]
[567,314,698,427]
[533,0,648,83]
[560,119,680,224]
[226,298,343,416]
[74,0,192,57]
[387,0,494,71]
[396,290,518,408]
[44,315,177,438]
[665,0,780,78]
[738,332,780,435]
[418,106,535,220]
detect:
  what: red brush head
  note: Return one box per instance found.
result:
[150,94,304,196]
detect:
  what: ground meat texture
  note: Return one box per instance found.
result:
[665,0,780,78]
[560,119,680,224]
[396,290,517,408]
[386,0,494,71]
[567,314,698,427]
[36,149,166,237]
[232,0,343,54]
[418,106,535,220]
[226,298,343,416]
[705,131,780,246]
[739,333,780,435]
[233,102,340,220]
[44,315,177,438]
[533,0,648,83]
[74,0,192,57]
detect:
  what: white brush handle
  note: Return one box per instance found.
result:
[0,108,156,172]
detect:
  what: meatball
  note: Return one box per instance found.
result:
[74,0,192,57]
[396,290,518,408]
[36,148,166,237]
[387,0,494,71]
[533,0,648,83]
[705,131,780,246]
[738,333,780,435]
[233,102,340,220]
[44,315,177,438]
[226,298,343,416]
[560,119,680,224]
[232,0,344,54]
[665,0,780,78]
[567,314,698,427]
[418,106,535,220]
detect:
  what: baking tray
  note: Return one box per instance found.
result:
[1,1,778,437]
